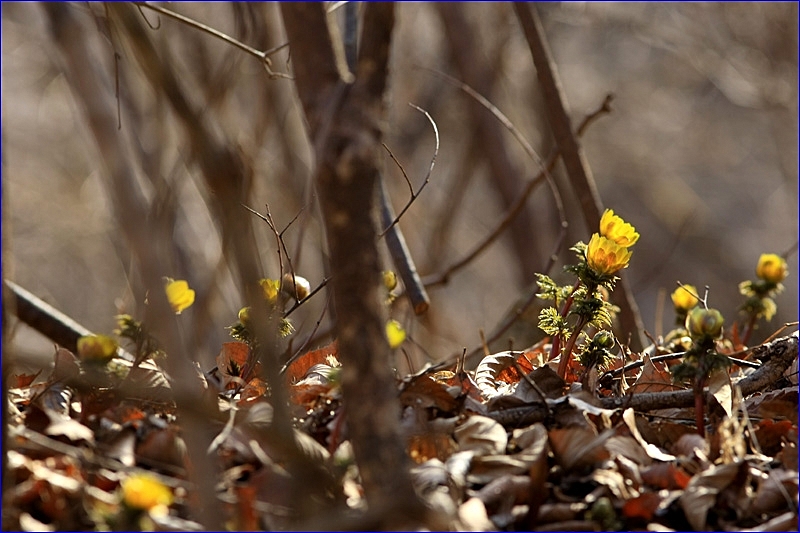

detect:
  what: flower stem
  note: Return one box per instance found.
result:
[557,314,588,379]
[548,280,582,361]
[740,314,758,346]
[693,375,707,438]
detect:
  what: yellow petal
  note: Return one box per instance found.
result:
[77,334,118,364]
[121,473,173,511]
[386,319,406,349]
[165,279,195,314]
[599,209,639,247]
[671,284,699,312]
[756,253,787,283]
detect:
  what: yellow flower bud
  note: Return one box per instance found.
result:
[586,233,632,277]
[592,330,615,349]
[685,307,724,340]
[237,306,251,324]
[121,473,173,512]
[77,334,118,365]
[671,285,699,312]
[756,253,787,284]
[599,209,639,247]
[281,273,311,301]
[385,319,406,349]
[164,279,195,314]
[383,270,398,291]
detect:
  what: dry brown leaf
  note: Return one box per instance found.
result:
[475,474,531,512]
[743,387,798,424]
[605,435,652,466]
[752,419,796,455]
[454,415,507,456]
[679,462,741,530]
[468,455,541,485]
[708,368,733,418]
[629,352,678,394]
[622,408,676,462]
[548,427,612,471]
[283,340,338,386]
[215,341,251,386]
[400,374,459,414]
[457,497,496,531]
[749,469,799,516]
[640,462,691,490]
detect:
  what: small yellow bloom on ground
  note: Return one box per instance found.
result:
[671,284,699,312]
[599,209,639,247]
[77,334,118,364]
[121,473,173,512]
[756,253,788,283]
[383,270,398,291]
[386,319,406,349]
[586,233,632,277]
[164,279,195,314]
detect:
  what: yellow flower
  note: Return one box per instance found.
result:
[77,334,118,364]
[383,270,398,291]
[121,473,173,512]
[385,319,406,349]
[599,209,639,247]
[164,279,195,314]
[685,307,724,340]
[259,278,281,304]
[671,285,699,312]
[756,253,787,284]
[586,233,632,276]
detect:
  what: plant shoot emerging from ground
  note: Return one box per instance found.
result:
[537,209,639,380]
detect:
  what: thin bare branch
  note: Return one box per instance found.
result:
[382,143,414,197]
[134,2,291,79]
[422,92,614,288]
[379,104,439,237]
[514,3,644,350]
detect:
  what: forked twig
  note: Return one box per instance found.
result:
[379,103,439,237]
[133,2,291,79]
[422,90,613,288]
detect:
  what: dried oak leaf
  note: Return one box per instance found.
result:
[283,340,338,386]
[749,469,799,516]
[400,374,459,414]
[454,415,507,455]
[622,491,663,522]
[753,419,796,456]
[628,352,676,394]
[548,427,612,472]
[12,370,42,389]
[679,461,743,530]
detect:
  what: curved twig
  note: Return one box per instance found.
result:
[379,104,439,237]
[422,91,613,288]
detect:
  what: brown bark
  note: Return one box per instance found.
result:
[280,3,426,525]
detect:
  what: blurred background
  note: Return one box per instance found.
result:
[3,2,797,374]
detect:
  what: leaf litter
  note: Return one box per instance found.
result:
[4,333,798,531]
